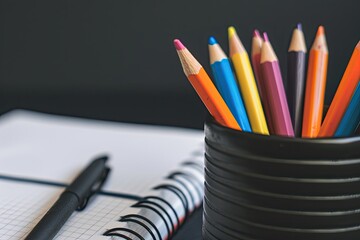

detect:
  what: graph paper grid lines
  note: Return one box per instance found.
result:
[0,180,134,240]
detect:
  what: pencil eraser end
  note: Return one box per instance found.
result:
[174,39,185,50]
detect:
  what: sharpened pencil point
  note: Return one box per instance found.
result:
[173,39,185,50]
[316,26,325,37]
[228,26,236,39]
[297,23,302,31]
[253,29,261,38]
[289,24,307,52]
[263,32,269,42]
[208,36,218,45]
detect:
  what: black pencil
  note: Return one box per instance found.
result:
[286,23,307,137]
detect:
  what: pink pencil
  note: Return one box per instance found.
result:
[252,29,275,134]
[260,33,294,137]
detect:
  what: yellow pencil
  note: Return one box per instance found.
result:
[228,26,269,135]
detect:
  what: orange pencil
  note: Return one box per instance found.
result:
[318,41,360,137]
[302,26,328,138]
[174,39,241,130]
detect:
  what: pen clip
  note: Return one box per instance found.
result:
[77,167,111,211]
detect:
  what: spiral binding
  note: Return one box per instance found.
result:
[133,202,172,237]
[144,196,180,228]
[168,172,203,206]
[103,157,204,239]
[121,214,161,240]
[103,227,144,240]
[119,218,156,240]
[154,184,189,218]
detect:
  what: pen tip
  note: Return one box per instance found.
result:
[173,39,185,50]
[263,32,269,42]
[208,36,218,45]
[96,155,109,162]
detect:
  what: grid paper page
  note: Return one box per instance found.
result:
[0,180,135,240]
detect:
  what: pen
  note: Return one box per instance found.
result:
[25,155,110,240]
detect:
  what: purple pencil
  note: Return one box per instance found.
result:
[260,33,294,137]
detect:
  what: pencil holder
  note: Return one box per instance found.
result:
[202,118,360,240]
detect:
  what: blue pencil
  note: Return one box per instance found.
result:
[334,82,360,137]
[208,36,251,132]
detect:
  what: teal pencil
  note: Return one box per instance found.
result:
[334,82,360,137]
[208,36,251,132]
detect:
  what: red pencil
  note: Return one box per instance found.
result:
[251,30,275,134]
[252,30,265,98]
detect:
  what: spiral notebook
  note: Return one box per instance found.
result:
[0,110,204,240]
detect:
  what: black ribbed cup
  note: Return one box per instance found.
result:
[203,118,360,240]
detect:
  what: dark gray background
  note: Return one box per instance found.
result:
[0,1,359,238]
[1,0,359,129]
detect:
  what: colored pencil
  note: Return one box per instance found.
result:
[228,26,269,135]
[174,39,241,130]
[208,36,251,132]
[356,125,360,135]
[286,23,307,137]
[260,33,294,137]
[334,82,360,137]
[251,30,265,98]
[318,41,360,137]
[252,30,275,133]
[302,26,328,138]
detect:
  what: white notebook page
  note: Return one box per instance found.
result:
[0,110,204,196]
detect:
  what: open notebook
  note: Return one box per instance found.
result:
[0,110,204,240]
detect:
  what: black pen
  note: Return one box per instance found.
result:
[25,155,110,240]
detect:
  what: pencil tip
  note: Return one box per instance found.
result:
[263,32,269,42]
[228,26,236,39]
[173,39,185,50]
[297,23,302,31]
[316,26,325,37]
[208,36,218,45]
[253,29,261,38]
